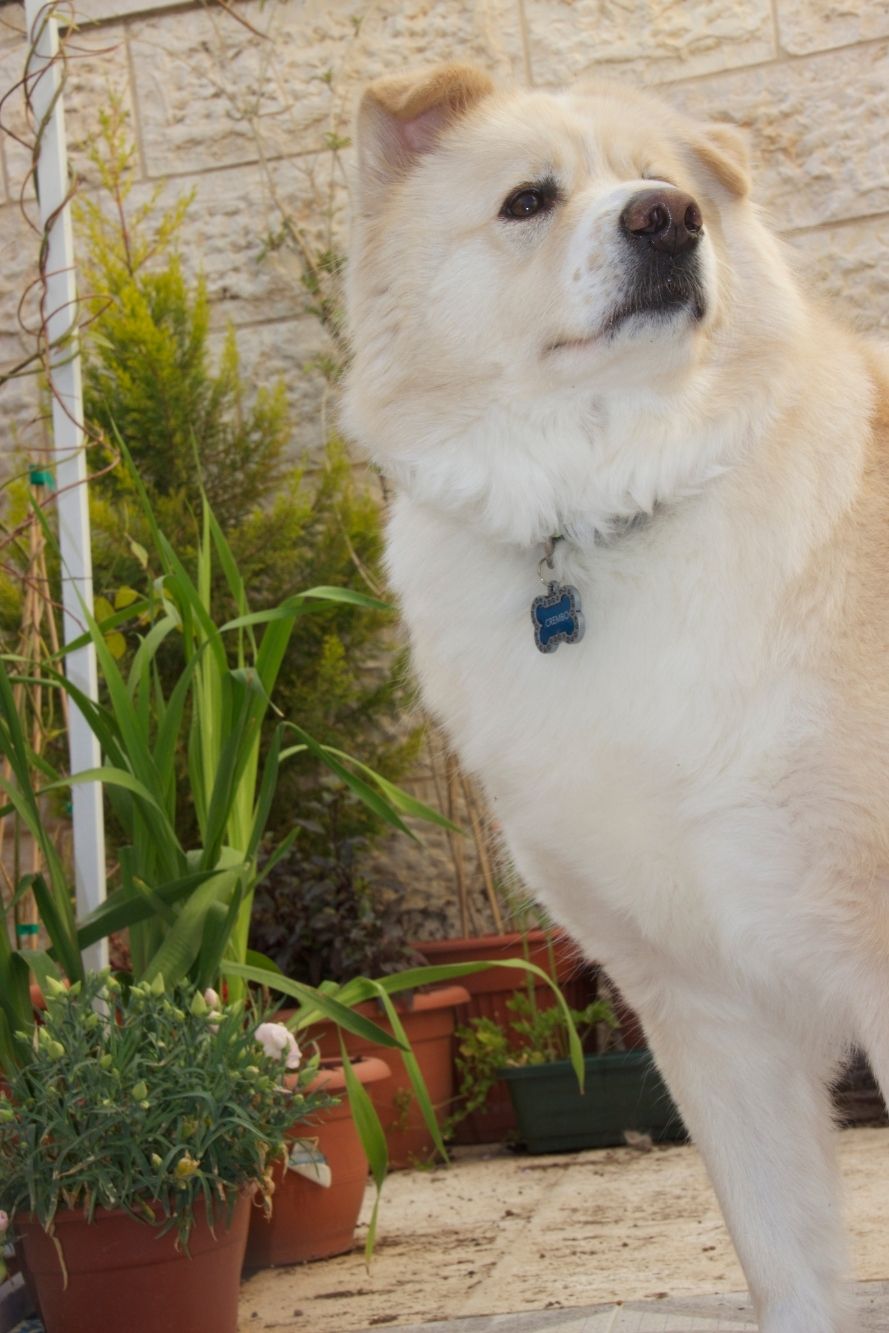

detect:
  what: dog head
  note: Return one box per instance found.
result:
[344,65,802,544]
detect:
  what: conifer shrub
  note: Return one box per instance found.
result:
[74,103,419,852]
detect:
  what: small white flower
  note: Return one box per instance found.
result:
[203,988,221,1010]
[254,1022,301,1070]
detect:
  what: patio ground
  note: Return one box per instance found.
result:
[239,1125,889,1332]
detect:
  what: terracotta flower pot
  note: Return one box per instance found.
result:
[414,931,601,1143]
[244,1054,391,1268]
[310,984,470,1169]
[16,1192,251,1333]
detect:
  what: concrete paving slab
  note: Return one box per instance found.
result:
[242,1128,889,1332]
[353,1281,889,1332]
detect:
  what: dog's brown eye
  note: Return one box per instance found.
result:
[500,180,559,221]
[502,189,544,219]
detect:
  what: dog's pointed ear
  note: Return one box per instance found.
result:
[689,122,751,198]
[355,63,495,212]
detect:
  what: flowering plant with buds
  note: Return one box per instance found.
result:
[0,972,333,1245]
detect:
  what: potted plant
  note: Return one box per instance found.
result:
[417,921,601,1143]
[306,979,471,1171]
[243,1051,392,1268]
[0,971,329,1333]
[250,833,468,1172]
[0,517,558,1267]
[0,499,441,1269]
[451,987,685,1153]
[0,485,583,1264]
[228,954,583,1214]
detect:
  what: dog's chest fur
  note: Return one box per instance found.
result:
[387,476,844,986]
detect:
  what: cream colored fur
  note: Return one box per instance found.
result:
[343,65,889,1333]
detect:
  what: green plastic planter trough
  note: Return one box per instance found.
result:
[499,1050,686,1153]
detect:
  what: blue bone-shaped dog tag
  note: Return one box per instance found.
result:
[531,581,585,653]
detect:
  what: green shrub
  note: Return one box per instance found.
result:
[448,989,617,1135]
[249,819,426,987]
[74,101,418,848]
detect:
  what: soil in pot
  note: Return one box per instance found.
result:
[245,1055,391,1268]
[16,1192,250,1333]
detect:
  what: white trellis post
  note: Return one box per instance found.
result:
[24,0,107,971]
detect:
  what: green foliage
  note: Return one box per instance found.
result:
[39,472,444,998]
[86,262,289,534]
[449,989,618,1135]
[0,545,444,1259]
[450,1017,511,1127]
[503,989,617,1066]
[249,821,426,987]
[0,543,431,1259]
[1,472,448,1028]
[75,97,416,849]
[0,972,331,1243]
[0,654,84,1075]
[0,479,34,638]
[230,954,589,1189]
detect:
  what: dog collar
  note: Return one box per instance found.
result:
[529,506,661,652]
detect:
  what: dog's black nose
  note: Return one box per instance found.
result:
[620,189,704,256]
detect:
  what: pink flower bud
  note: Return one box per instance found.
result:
[203,988,221,1010]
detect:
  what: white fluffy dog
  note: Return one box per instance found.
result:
[343,63,889,1333]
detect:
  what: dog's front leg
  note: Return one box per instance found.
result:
[635,988,854,1333]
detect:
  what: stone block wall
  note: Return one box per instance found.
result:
[1,0,887,932]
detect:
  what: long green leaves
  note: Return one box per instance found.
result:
[222,960,406,1048]
[8,458,443,999]
[0,657,85,1073]
[223,953,586,1261]
[340,1041,389,1264]
[0,665,82,988]
[281,725,457,841]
